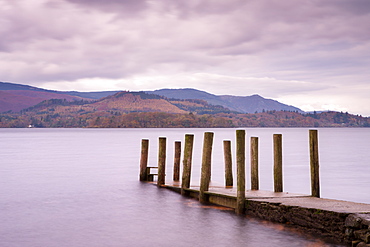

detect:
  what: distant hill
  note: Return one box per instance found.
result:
[3,81,369,128]
[0,81,48,91]
[2,100,369,128]
[0,90,86,112]
[145,88,228,106]
[21,91,235,116]
[59,91,121,99]
[219,94,302,113]
[0,81,119,112]
[1,83,369,128]
[0,81,120,99]
[1,82,303,114]
[145,88,303,113]
[92,91,187,114]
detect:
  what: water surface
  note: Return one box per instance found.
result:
[1,128,368,246]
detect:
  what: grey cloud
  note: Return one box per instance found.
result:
[64,0,247,17]
[329,0,370,15]
[1,1,88,51]
[64,0,148,15]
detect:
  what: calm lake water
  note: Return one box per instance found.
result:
[1,128,369,247]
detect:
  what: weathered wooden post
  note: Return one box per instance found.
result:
[139,139,149,181]
[199,132,214,203]
[181,134,194,196]
[273,134,283,192]
[236,130,246,215]
[223,140,233,187]
[173,141,181,181]
[310,129,320,198]
[251,137,259,190]
[157,137,166,187]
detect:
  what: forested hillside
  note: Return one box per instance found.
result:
[1,81,302,114]
[1,83,369,128]
[1,105,368,128]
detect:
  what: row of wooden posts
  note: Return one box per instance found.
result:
[139,129,320,214]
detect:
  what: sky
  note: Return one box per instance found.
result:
[1,0,370,116]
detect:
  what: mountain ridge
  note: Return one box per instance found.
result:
[1,83,369,128]
[145,88,303,113]
[1,81,304,114]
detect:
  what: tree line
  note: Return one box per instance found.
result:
[1,110,369,128]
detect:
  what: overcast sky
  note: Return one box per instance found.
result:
[1,0,370,116]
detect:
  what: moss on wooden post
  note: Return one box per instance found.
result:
[173,141,181,181]
[157,137,166,187]
[223,140,233,187]
[310,129,320,198]
[139,139,149,181]
[181,134,194,196]
[236,130,246,215]
[199,132,214,204]
[273,134,283,193]
[251,137,259,190]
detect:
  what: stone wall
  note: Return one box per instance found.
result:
[244,199,370,246]
[245,199,349,245]
[345,214,370,247]
[163,185,370,246]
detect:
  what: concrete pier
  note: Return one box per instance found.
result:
[161,181,370,246]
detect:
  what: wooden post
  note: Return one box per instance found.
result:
[251,137,259,190]
[273,134,283,192]
[173,141,181,181]
[310,129,320,198]
[157,137,166,187]
[199,132,214,203]
[223,140,233,187]
[139,139,149,181]
[236,130,246,215]
[181,134,194,196]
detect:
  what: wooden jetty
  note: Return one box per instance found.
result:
[139,130,370,247]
